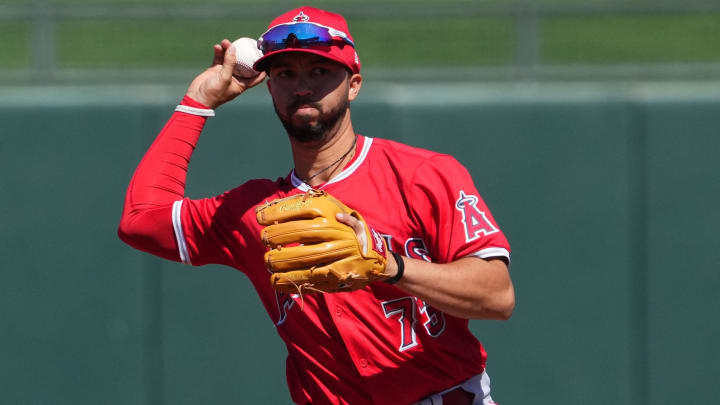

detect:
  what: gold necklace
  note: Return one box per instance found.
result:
[300,136,357,185]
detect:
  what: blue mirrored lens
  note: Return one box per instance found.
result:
[261,23,352,53]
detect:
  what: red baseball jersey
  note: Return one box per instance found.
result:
[120,103,510,405]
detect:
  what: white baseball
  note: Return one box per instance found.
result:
[231,37,263,78]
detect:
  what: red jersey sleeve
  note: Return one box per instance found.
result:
[407,154,510,264]
[172,195,239,267]
[118,95,284,270]
[118,96,210,262]
[172,179,278,267]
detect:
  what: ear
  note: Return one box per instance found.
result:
[348,73,362,102]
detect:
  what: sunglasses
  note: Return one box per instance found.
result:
[259,22,355,54]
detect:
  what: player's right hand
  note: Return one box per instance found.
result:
[185,39,266,109]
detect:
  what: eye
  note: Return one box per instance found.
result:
[311,67,330,76]
[274,69,294,79]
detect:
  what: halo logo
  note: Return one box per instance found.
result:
[455,190,498,242]
[293,11,310,22]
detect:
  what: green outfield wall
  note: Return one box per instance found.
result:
[1,82,718,405]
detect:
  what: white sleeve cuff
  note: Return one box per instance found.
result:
[469,247,510,262]
[175,104,215,117]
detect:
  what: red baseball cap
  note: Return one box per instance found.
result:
[253,6,360,74]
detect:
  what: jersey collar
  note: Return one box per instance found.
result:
[290,136,373,192]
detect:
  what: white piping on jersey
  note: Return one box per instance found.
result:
[470,247,510,262]
[290,137,373,191]
[172,200,192,265]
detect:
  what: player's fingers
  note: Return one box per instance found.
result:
[252,71,267,85]
[220,42,236,82]
[262,218,353,248]
[336,213,364,235]
[236,71,267,89]
[265,240,356,271]
[229,71,266,95]
[211,43,224,66]
[336,212,369,253]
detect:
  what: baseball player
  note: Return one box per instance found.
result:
[118,6,514,405]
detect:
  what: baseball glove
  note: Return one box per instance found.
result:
[255,190,389,294]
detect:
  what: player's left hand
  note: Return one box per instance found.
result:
[255,190,391,294]
[335,212,399,278]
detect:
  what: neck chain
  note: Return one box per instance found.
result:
[300,136,357,185]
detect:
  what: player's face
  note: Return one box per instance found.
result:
[266,53,360,143]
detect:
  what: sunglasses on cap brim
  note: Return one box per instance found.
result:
[259,22,355,54]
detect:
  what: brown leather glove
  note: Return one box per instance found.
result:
[255,190,389,294]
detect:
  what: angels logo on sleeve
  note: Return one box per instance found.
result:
[455,190,498,243]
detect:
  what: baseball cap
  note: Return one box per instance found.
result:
[253,6,361,74]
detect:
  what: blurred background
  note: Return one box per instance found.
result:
[4,0,720,82]
[1,0,719,404]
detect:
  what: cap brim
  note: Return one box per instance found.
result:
[253,48,354,73]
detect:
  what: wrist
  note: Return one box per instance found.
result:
[182,94,213,109]
[177,95,215,117]
[385,252,405,284]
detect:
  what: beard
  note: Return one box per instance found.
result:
[274,97,349,143]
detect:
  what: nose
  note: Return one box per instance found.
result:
[295,87,312,97]
[294,74,312,97]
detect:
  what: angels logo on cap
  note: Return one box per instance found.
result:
[292,11,310,22]
[253,6,361,74]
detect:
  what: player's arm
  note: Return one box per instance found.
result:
[337,214,514,320]
[389,255,513,320]
[117,40,264,258]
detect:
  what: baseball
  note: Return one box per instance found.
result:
[231,37,263,78]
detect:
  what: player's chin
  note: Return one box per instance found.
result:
[286,123,327,143]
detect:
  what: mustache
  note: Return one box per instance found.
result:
[289,98,321,111]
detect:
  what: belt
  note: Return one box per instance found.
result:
[440,386,475,405]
